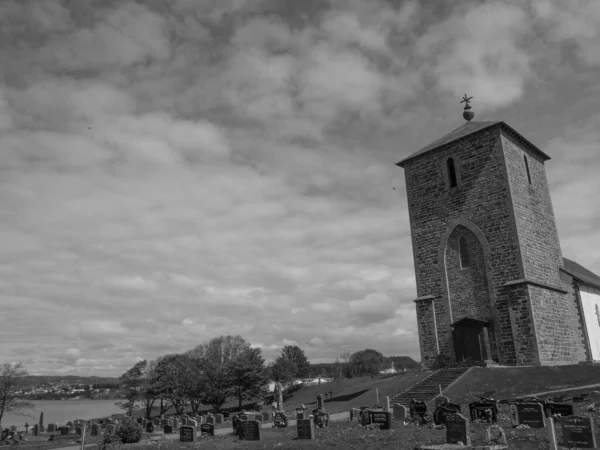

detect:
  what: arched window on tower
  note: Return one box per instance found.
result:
[524,155,532,184]
[459,236,470,269]
[447,157,457,188]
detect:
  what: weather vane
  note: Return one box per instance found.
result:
[460,94,474,121]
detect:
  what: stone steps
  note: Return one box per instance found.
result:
[391,368,470,406]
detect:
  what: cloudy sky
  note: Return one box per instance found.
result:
[1,0,599,377]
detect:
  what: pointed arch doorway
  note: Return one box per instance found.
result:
[451,317,494,363]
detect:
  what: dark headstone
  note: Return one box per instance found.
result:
[543,402,574,418]
[273,412,288,428]
[434,403,462,426]
[296,418,315,440]
[47,424,56,433]
[163,425,173,434]
[446,413,470,446]
[146,422,154,433]
[179,425,196,442]
[313,411,329,428]
[76,427,82,436]
[468,401,498,423]
[238,420,260,441]
[435,395,449,407]
[369,411,392,430]
[360,408,372,426]
[261,412,270,422]
[515,403,545,428]
[199,423,214,437]
[561,415,597,449]
[90,424,98,437]
[32,424,39,436]
[214,414,224,424]
[59,427,69,436]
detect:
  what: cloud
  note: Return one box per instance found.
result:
[0,0,598,375]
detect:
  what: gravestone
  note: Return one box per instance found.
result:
[509,404,520,427]
[146,422,154,433]
[33,424,39,436]
[515,403,545,428]
[435,395,450,407]
[153,418,160,426]
[485,425,507,446]
[238,420,261,441]
[273,412,288,428]
[188,419,197,428]
[179,425,196,443]
[573,395,585,402]
[76,427,82,436]
[297,418,315,440]
[410,400,428,424]
[561,415,597,449]
[59,426,69,436]
[163,425,173,434]
[385,396,391,413]
[261,412,270,422]
[469,400,498,423]
[393,404,408,422]
[446,413,470,446]
[200,423,214,437]
[47,424,55,433]
[214,414,223,424]
[313,411,329,428]
[369,411,392,430]
[205,416,215,425]
[90,424,98,437]
[543,402,574,418]
[433,403,462,426]
[360,408,372,426]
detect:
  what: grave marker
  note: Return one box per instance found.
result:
[261,412,270,422]
[146,422,154,433]
[469,400,498,423]
[485,425,507,446]
[543,402,574,418]
[214,414,223,424]
[59,427,69,436]
[509,403,520,427]
[238,420,261,441]
[446,413,470,446]
[297,418,315,440]
[179,425,196,443]
[33,424,39,436]
[385,396,391,413]
[515,403,545,428]
[46,423,55,433]
[393,404,407,422]
[163,425,173,434]
[561,415,597,449]
[369,411,392,430]
[199,423,214,437]
[433,403,462,426]
[273,412,288,428]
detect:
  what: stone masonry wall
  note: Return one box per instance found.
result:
[415,299,438,368]
[507,284,539,365]
[501,133,564,287]
[404,125,522,367]
[445,225,497,360]
[528,284,587,364]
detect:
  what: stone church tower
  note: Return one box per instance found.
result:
[396,101,600,369]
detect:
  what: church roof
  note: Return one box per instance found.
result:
[396,120,551,168]
[562,258,600,290]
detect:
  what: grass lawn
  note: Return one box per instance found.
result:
[77,402,600,450]
[444,366,600,404]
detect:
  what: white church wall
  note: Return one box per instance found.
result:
[581,289,600,361]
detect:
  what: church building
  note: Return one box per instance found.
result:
[396,98,600,368]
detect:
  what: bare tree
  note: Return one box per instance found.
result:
[0,362,34,430]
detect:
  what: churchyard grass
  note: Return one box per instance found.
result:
[71,402,599,450]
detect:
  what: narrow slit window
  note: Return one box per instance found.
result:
[524,155,532,184]
[459,236,470,268]
[447,157,457,188]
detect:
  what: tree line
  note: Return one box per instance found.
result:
[118,335,312,417]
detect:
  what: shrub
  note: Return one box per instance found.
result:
[115,418,142,444]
